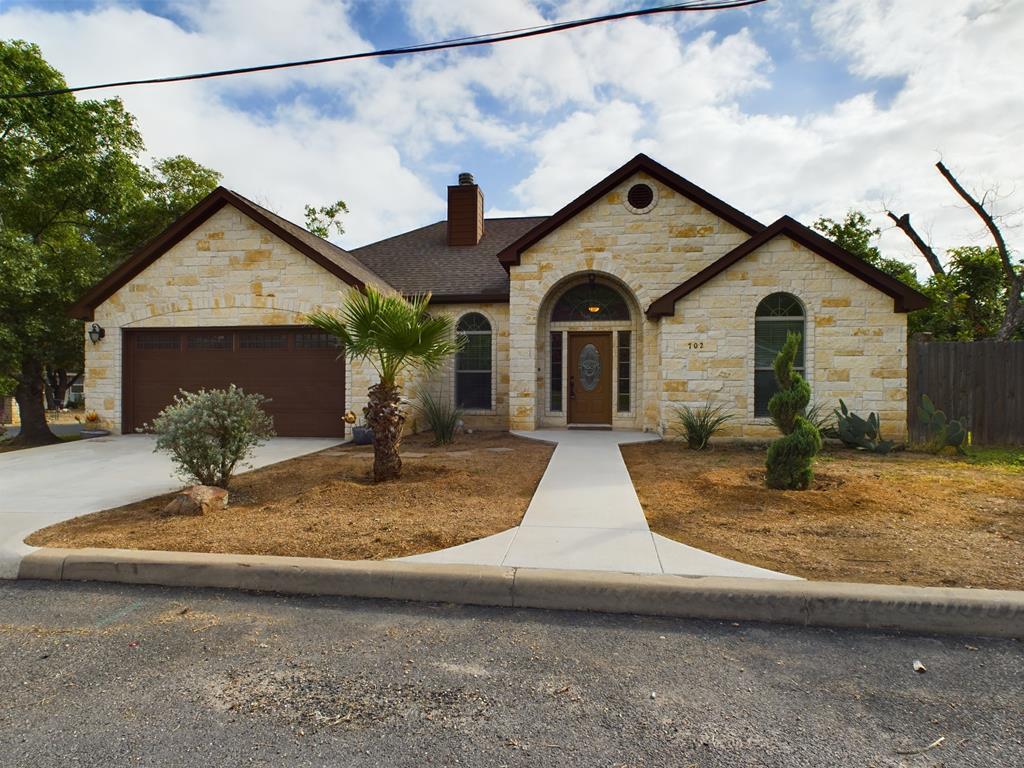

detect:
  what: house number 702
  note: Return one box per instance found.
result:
[687,342,704,350]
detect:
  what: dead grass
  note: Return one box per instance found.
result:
[621,441,1024,590]
[27,432,553,560]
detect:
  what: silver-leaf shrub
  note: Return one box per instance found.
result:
[150,385,275,489]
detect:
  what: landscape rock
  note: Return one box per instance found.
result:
[162,485,229,517]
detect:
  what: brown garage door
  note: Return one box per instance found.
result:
[123,327,345,437]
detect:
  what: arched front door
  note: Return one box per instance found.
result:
[568,332,613,425]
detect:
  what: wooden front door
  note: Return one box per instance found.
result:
[568,332,613,425]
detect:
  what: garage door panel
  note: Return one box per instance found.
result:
[125,328,345,437]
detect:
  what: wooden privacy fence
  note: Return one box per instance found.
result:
[907,340,1024,445]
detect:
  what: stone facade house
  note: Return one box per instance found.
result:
[70,154,927,439]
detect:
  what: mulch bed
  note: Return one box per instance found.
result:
[621,441,1024,590]
[27,432,553,561]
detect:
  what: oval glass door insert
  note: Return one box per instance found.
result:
[579,343,601,391]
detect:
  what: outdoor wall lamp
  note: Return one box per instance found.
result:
[87,322,105,344]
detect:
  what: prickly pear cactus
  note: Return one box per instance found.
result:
[833,399,898,454]
[917,395,967,455]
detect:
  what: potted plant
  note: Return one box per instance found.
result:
[345,410,374,446]
[77,410,110,438]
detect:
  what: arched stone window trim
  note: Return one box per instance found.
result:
[455,312,493,411]
[754,292,806,418]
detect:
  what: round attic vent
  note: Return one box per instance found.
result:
[627,183,655,210]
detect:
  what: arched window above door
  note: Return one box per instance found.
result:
[551,280,630,322]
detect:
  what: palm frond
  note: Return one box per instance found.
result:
[306,285,462,385]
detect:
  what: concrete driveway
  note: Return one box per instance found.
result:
[0,434,339,579]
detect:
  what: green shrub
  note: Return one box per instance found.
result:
[766,416,823,490]
[149,385,275,489]
[832,399,899,454]
[673,399,734,450]
[765,332,820,489]
[767,331,811,435]
[415,390,462,446]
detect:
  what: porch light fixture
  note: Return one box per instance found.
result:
[586,273,602,315]
[87,322,105,344]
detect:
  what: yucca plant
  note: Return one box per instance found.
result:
[804,401,837,436]
[673,399,734,450]
[416,390,462,446]
[307,286,462,482]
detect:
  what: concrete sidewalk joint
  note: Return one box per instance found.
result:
[19,548,1024,640]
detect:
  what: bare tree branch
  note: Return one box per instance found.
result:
[935,160,1024,340]
[885,210,945,275]
[935,160,1015,282]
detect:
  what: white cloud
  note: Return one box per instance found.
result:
[2,0,1022,276]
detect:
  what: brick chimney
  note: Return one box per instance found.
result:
[447,171,484,246]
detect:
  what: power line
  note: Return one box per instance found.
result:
[1,0,766,100]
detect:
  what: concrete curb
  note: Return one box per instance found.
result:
[18,547,1024,639]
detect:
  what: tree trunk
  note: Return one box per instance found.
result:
[53,370,79,409]
[885,211,944,275]
[364,381,405,482]
[10,358,59,447]
[997,276,1024,341]
[43,369,58,411]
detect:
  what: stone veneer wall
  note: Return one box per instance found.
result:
[662,235,909,439]
[86,204,358,433]
[508,170,749,431]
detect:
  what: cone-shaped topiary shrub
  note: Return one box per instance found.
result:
[767,331,811,435]
[765,332,821,489]
[766,416,822,489]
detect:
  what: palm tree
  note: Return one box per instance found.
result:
[307,286,461,482]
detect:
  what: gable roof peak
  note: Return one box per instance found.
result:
[646,214,929,318]
[68,185,388,321]
[496,153,764,269]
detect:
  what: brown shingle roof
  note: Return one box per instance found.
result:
[350,216,547,301]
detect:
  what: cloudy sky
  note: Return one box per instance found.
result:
[3,0,1022,275]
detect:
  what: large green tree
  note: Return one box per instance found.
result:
[1,40,220,445]
[812,210,1019,340]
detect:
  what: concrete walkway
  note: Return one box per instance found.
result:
[0,435,339,579]
[403,429,797,579]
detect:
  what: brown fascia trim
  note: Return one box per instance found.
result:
[496,153,765,270]
[645,215,930,320]
[413,292,509,305]
[67,187,367,321]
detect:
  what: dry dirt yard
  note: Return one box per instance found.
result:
[621,441,1024,590]
[28,432,553,560]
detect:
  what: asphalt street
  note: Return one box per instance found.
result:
[0,580,1020,767]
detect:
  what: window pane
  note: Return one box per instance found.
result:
[617,330,631,413]
[187,333,231,351]
[754,370,778,417]
[456,312,491,332]
[456,333,491,371]
[550,332,563,412]
[456,371,491,409]
[295,331,341,349]
[239,332,288,350]
[756,293,803,318]
[136,333,180,351]
[754,320,804,368]
[551,283,630,322]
